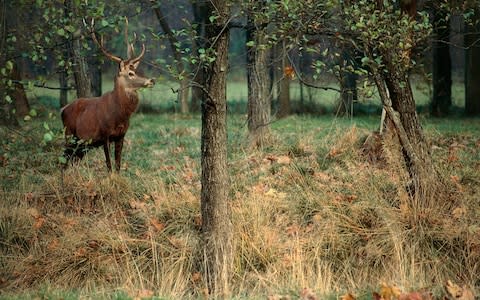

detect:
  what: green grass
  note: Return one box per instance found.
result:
[27,74,466,115]
[1,78,479,299]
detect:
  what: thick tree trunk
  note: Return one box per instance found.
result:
[200,1,232,296]
[431,10,452,117]
[465,9,480,116]
[11,60,30,118]
[71,38,92,98]
[65,0,91,99]
[276,42,290,118]
[367,0,440,210]
[246,15,271,148]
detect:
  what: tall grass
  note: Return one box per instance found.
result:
[1,108,479,299]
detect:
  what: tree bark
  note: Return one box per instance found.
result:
[338,48,358,116]
[276,42,290,118]
[11,60,30,118]
[465,8,480,116]
[431,10,452,117]
[246,13,271,148]
[151,1,189,113]
[0,0,19,126]
[65,0,91,99]
[89,51,102,97]
[371,1,439,209]
[200,0,232,296]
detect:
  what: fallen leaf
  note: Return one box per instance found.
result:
[341,293,356,300]
[47,239,59,251]
[191,272,202,283]
[445,280,475,300]
[277,155,291,165]
[150,218,165,232]
[380,283,402,300]
[33,216,45,230]
[300,287,318,300]
[136,289,154,299]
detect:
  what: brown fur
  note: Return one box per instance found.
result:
[61,54,154,172]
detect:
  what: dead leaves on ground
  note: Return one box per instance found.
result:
[445,280,475,300]
[336,281,476,300]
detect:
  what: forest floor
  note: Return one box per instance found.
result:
[0,80,479,299]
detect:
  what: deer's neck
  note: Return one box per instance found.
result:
[113,79,139,118]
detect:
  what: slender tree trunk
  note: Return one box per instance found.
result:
[246,14,271,148]
[59,69,69,108]
[465,8,480,116]
[200,1,232,296]
[276,42,290,118]
[151,1,189,113]
[59,31,70,108]
[338,48,357,116]
[431,10,452,117]
[89,51,102,97]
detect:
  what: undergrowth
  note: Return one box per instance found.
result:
[0,114,479,299]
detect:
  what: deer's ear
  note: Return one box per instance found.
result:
[132,60,141,70]
[119,61,126,71]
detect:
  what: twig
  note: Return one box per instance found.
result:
[11,80,74,90]
[286,53,342,93]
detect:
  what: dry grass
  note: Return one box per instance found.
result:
[1,117,479,299]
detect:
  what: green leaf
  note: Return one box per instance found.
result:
[57,28,65,36]
[43,122,50,130]
[43,132,53,143]
[361,57,370,65]
[209,15,218,23]
[246,40,255,47]
[101,20,109,27]
[5,95,12,104]
[29,109,37,117]
[58,156,67,164]
[5,60,13,71]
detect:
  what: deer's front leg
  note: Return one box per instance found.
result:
[114,136,124,172]
[103,139,112,171]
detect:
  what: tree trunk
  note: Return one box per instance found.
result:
[372,1,439,210]
[65,0,91,99]
[200,0,232,296]
[246,14,271,148]
[11,60,30,118]
[59,69,69,108]
[276,42,290,118]
[0,0,18,126]
[89,51,102,97]
[338,48,357,116]
[465,9,480,116]
[431,10,452,117]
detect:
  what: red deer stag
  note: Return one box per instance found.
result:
[61,20,154,172]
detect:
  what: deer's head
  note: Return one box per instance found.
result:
[91,18,155,91]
